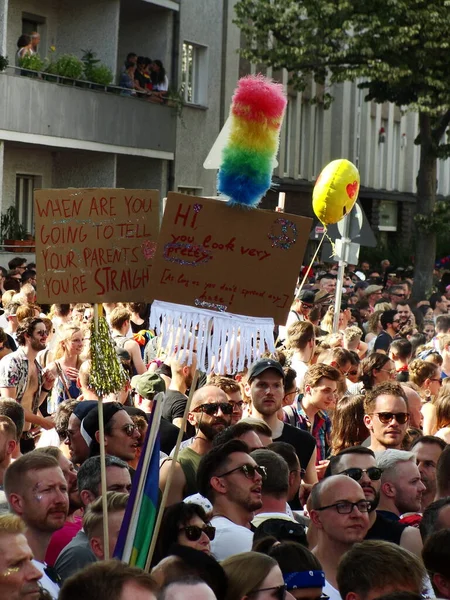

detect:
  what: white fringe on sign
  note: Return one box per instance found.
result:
[150,300,276,374]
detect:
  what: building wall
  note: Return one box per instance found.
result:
[0,0,8,55]
[52,151,116,188]
[55,0,120,71]
[174,0,225,196]
[2,142,53,208]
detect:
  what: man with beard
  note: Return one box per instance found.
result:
[410,435,446,510]
[0,318,55,449]
[374,310,401,354]
[247,359,317,499]
[363,382,410,452]
[376,450,425,522]
[197,439,265,560]
[159,386,232,505]
[34,447,82,568]
[326,446,423,556]
[4,452,69,599]
[309,475,370,600]
[0,513,42,600]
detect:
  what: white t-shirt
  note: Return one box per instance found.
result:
[290,355,309,391]
[252,511,295,529]
[210,516,253,561]
[323,580,342,600]
[32,560,60,600]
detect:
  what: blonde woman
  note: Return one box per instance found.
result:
[409,358,442,435]
[46,324,84,413]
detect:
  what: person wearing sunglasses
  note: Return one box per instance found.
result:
[160,386,233,506]
[207,375,245,425]
[153,502,215,566]
[81,402,140,464]
[363,382,410,452]
[222,551,290,600]
[309,475,370,600]
[197,439,265,560]
[325,446,423,555]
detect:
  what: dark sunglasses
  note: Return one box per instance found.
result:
[119,423,139,437]
[341,467,383,481]
[179,524,216,542]
[372,412,410,425]
[249,585,286,600]
[193,402,233,416]
[217,463,267,481]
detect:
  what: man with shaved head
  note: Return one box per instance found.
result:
[309,475,371,600]
[159,386,232,505]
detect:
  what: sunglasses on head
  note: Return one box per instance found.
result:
[193,402,233,416]
[248,585,286,600]
[341,467,383,481]
[372,412,410,425]
[179,524,216,542]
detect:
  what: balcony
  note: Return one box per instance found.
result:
[0,70,176,159]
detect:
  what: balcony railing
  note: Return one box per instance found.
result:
[0,67,177,155]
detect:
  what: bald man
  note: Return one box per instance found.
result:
[309,475,371,599]
[159,386,232,505]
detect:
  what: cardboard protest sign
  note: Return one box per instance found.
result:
[35,188,159,303]
[150,193,312,324]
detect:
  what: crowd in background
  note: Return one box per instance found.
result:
[0,254,449,600]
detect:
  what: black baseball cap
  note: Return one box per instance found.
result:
[247,359,284,382]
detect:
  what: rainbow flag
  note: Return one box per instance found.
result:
[114,402,161,567]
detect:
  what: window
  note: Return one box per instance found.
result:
[16,175,39,235]
[178,186,203,196]
[181,42,208,105]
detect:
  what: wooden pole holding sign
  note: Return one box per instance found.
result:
[144,369,199,571]
[94,303,110,560]
[333,214,351,333]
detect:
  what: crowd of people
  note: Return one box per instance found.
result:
[0,254,450,600]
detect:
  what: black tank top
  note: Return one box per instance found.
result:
[365,512,407,545]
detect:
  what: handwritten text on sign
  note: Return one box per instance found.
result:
[150,193,312,323]
[35,189,159,303]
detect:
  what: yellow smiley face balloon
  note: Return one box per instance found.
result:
[312,159,360,225]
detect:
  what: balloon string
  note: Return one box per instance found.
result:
[325,231,337,260]
[295,230,327,299]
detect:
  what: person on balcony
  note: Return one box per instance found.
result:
[16,34,34,66]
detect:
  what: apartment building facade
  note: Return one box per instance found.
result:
[0,0,238,250]
[0,0,447,260]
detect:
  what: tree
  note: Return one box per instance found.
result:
[234,0,450,300]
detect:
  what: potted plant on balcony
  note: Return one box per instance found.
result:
[52,54,84,84]
[0,55,8,72]
[82,50,114,90]
[0,206,34,252]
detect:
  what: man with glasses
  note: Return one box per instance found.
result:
[309,474,370,600]
[80,403,140,464]
[363,382,410,452]
[197,439,266,560]
[325,446,423,555]
[208,375,244,425]
[0,317,55,450]
[388,286,407,309]
[160,386,232,506]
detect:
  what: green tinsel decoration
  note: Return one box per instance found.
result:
[90,316,128,397]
